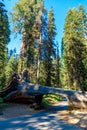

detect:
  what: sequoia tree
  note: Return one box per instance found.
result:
[12,0,45,81]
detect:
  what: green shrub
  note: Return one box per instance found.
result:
[0,98,3,103]
[43,94,62,105]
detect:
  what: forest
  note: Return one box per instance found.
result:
[0,0,87,92]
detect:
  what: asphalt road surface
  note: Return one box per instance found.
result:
[0,109,83,130]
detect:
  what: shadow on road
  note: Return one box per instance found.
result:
[0,108,83,130]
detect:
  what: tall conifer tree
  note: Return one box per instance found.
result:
[63,7,87,90]
[12,0,46,82]
[44,9,56,86]
[0,1,10,89]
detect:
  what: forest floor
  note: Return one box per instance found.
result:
[0,103,42,120]
[0,102,87,130]
[45,101,87,130]
[59,109,87,130]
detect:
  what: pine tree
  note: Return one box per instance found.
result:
[63,7,87,90]
[5,55,18,86]
[33,0,46,83]
[55,41,60,87]
[0,1,10,89]
[44,9,56,86]
[79,5,87,90]
[61,38,64,56]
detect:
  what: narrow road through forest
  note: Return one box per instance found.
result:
[0,101,83,130]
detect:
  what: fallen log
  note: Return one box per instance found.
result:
[0,78,18,99]
[18,81,87,110]
[0,76,35,104]
[1,75,87,110]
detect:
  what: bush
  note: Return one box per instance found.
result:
[0,98,3,103]
[43,94,62,105]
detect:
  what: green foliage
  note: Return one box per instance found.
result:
[0,1,10,89]
[11,1,87,92]
[43,94,62,106]
[0,102,9,112]
[5,55,18,86]
[63,6,87,90]
[12,0,45,78]
[60,58,68,89]
[43,9,56,86]
[12,0,57,86]
[0,98,3,103]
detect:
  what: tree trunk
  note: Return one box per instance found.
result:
[37,50,40,83]
[1,79,87,110]
[18,82,87,110]
[37,43,41,84]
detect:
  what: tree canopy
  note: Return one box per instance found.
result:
[0,1,87,92]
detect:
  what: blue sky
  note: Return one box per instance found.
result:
[4,0,87,54]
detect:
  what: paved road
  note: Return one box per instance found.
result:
[0,110,83,130]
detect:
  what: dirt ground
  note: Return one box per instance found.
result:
[59,110,87,130]
[0,103,41,120]
[0,103,87,130]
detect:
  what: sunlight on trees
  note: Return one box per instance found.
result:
[0,0,87,92]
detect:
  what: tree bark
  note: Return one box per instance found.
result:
[1,79,87,110]
[18,82,87,110]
